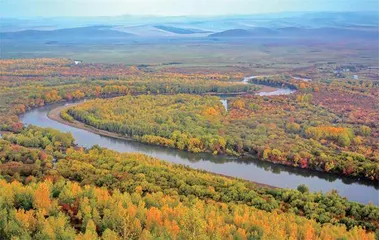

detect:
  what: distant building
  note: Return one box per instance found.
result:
[353,75,358,80]
[74,60,82,65]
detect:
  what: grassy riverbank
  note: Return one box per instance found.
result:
[61,94,379,181]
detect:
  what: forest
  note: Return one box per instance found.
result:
[0,58,378,239]
[0,59,256,132]
[0,126,378,239]
[64,94,379,181]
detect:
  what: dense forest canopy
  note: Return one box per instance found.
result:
[0,126,378,239]
[64,94,379,181]
[0,58,256,132]
[0,58,378,239]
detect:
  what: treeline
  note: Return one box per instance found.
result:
[65,95,228,154]
[65,94,379,180]
[2,126,74,149]
[249,76,298,90]
[248,74,325,93]
[0,58,257,132]
[1,180,375,240]
[0,127,378,237]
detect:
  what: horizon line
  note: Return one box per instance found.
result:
[2,10,377,19]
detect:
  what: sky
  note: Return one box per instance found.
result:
[1,0,378,17]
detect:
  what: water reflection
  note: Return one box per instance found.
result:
[256,88,296,96]
[220,99,228,111]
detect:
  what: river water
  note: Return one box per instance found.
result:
[220,76,296,110]
[20,100,378,204]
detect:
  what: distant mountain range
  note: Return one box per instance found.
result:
[208,27,379,39]
[2,26,377,42]
[1,26,134,40]
[1,12,378,41]
[2,12,378,31]
[153,25,211,34]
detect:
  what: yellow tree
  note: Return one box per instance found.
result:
[33,182,51,214]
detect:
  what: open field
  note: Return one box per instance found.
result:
[2,39,378,74]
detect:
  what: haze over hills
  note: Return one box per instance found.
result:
[208,26,379,39]
[2,11,378,32]
[1,11,378,59]
[153,25,211,34]
[1,26,135,41]
[1,13,378,41]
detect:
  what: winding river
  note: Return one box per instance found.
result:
[19,79,379,205]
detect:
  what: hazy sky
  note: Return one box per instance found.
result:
[1,0,378,17]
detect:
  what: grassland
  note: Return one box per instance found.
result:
[2,38,378,75]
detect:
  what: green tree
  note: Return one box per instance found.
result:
[297,184,309,193]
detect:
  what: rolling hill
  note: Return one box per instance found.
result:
[208,27,379,39]
[0,26,134,41]
[154,25,211,34]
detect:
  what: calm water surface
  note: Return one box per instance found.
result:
[20,102,379,204]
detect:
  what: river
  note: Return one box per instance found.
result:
[19,80,379,205]
[20,107,379,204]
[220,76,296,110]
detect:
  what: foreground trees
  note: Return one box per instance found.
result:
[1,179,375,240]
[1,127,378,233]
[0,128,378,239]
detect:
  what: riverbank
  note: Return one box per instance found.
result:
[52,103,368,185]
[48,86,374,184]
[48,103,278,189]
[49,95,378,183]
[207,85,278,96]
[47,83,282,148]
[20,100,377,204]
[255,85,278,93]
[48,103,137,142]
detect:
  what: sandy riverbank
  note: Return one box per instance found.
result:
[48,103,136,142]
